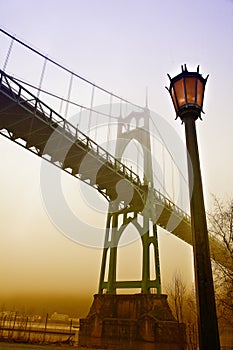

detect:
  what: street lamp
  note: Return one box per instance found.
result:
[167,65,220,350]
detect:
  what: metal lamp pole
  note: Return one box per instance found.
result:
[167,65,220,350]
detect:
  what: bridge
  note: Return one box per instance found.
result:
[1,27,232,349]
[0,68,230,272]
[0,27,231,277]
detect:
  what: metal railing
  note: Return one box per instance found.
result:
[153,188,191,223]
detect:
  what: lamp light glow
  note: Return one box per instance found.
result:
[167,65,208,120]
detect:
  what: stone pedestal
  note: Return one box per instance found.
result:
[79,294,186,350]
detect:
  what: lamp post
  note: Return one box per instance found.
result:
[167,65,220,350]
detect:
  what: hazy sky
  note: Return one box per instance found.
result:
[0,0,233,317]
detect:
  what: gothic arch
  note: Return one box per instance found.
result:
[98,108,161,294]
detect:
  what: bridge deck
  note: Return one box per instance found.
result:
[0,71,145,209]
[0,70,231,272]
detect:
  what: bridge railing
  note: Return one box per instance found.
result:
[0,69,142,188]
[153,188,191,223]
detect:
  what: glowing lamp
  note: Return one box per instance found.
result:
[167,65,208,120]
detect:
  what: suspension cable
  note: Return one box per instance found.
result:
[106,94,113,150]
[149,114,188,185]
[11,75,120,120]
[37,57,47,99]
[65,73,73,118]
[88,84,95,134]
[0,27,144,111]
[3,37,14,71]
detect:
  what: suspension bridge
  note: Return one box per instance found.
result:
[0,28,230,276]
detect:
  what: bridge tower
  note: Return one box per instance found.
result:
[79,107,186,350]
[98,107,161,294]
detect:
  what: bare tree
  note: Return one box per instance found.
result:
[207,196,233,327]
[166,197,233,349]
[184,287,198,350]
[166,271,186,324]
[166,272,198,350]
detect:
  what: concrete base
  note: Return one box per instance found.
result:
[79,294,186,350]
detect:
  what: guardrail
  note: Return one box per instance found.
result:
[153,188,191,222]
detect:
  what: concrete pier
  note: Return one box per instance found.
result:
[79,294,186,349]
